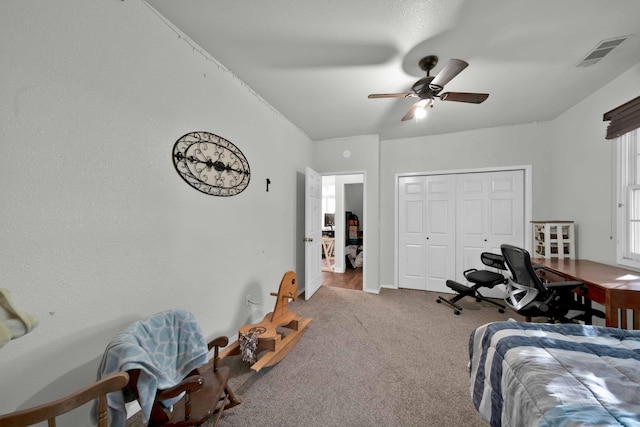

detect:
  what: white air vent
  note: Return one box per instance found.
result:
[577,36,628,67]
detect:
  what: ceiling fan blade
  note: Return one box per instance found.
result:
[368,93,415,99]
[430,59,469,89]
[401,101,422,121]
[440,92,489,104]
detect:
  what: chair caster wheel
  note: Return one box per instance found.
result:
[499,309,505,313]
[476,298,482,302]
[454,310,460,315]
[436,299,441,303]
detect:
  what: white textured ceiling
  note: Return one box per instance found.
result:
[146,0,640,141]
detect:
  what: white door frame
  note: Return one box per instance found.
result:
[321,171,367,291]
[393,165,532,289]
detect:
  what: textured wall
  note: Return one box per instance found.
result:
[548,64,640,264]
[378,62,640,287]
[0,0,312,423]
[2,1,639,424]
[312,135,381,292]
[379,122,553,287]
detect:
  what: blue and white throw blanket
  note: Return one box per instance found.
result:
[469,321,640,427]
[93,309,208,427]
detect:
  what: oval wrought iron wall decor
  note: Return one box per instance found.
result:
[172,131,251,196]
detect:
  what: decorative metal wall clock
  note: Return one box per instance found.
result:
[172,131,251,196]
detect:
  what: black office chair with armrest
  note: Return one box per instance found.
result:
[437,252,507,315]
[500,244,592,323]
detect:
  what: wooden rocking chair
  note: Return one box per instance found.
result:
[222,271,312,372]
[127,335,240,427]
[0,371,129,427]
[97,309,240,427]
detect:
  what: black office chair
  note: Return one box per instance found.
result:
[437,252,507,315]
[500,244,590,323]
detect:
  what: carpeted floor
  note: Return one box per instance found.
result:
[128,285,521,427]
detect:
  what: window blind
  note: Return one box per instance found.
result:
[603,95,640,140]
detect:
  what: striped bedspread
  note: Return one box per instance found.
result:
[469,321,640,427]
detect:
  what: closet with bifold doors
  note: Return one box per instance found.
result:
[397,169,525,296]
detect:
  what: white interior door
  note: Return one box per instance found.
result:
[398,175,455,292]
[456,170,524,297]
[305,167,322,300]
[398,176,427,290]
[424,175,456,293]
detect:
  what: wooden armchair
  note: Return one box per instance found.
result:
[127,335,240,427]
[0,371,129,427]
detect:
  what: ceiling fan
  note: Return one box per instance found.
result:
[368,55,489,121]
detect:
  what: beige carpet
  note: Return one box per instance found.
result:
[128,285,520,427]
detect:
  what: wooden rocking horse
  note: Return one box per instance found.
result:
[221,271,312,372]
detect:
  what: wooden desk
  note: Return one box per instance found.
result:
[532,258,640,329]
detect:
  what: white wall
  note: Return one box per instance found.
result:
[345,183,364,224]
[2,1,639,422]
[379,121,554,287]
[0,1,312,423]
[312,135,380,292]
[548,64,640,264]
[377,63,640,287]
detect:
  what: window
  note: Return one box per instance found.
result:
[616,128,640,268]
[321,177,335,219]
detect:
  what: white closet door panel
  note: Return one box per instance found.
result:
[427,177,452,193]
[461,199,485,235]
[426,244,451,293]
[461,245,485,273]
[491,198,514,236]
[405,200,424,233]
[424,175,456,292]
[457,174,489,280]
[399,250,427,289]
[428,199,449,233]
[397,170,524,296]
[404,244,425,277]
[487,171,524,245]
[457,170,524,298]
[398,176,427,290]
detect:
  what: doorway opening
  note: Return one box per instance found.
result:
[321,174,363,291]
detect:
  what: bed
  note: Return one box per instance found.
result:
[469,321,640,427]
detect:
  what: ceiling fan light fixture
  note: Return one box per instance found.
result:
[368,56,488,122]
[414,98,433,120]
[417,98,433,108]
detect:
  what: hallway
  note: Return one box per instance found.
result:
[322,268,362,291]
